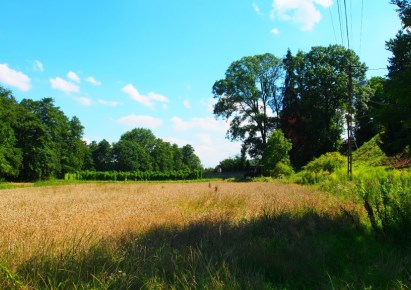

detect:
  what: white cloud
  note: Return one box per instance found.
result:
[74,96,93,106]
[183,100,192,109]
[50,77,80,94]
[0,64,31,91]
[171,116,229,133]
[271,0,332,31]
[118,114,163,128]
[271,27,280,34]
[85,76,102,86]
[197,133,213,145]
[121,84,169,108]
[253,3,263,15]
[34,60,44,72]
[67,71,81,83]
[97,99,122,107]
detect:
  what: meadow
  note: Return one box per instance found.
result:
[0,181,410,289]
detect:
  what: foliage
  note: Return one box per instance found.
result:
[266,161,294,178]
[391,0,411,28]
[0,87,22,179]
[352,134,388,166]
[378,1,411,154]
[353,77,386,147]
[355,168,411,243]
[296,152,346,184]
[217,152,249,172]
[213,53,283,158]
[65,169,203,181]
[280,45,367,168]
[262,129,292,172]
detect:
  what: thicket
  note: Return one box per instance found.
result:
[65,169,203,182]
[295,148,411,245]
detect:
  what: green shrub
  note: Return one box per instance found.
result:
[355,168,411,243]
[296,152,346,184]
[267,162,294,178]
[68,170,204,182]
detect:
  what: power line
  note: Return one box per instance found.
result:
[343,0,350,49]
[329,6,338,44]
[336,0,345,46]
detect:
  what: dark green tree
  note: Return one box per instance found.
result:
[15,107,59,180]
[92,139,113,171]
[181,144,202,170]
[354,77,386,147]
[262,129,292,171]
[151,140,174,171]
[377,1,411,154]
[217,154,248,172]
[280,45,367,167]
[113,140,152,171]
[213,53,283,158]
[0,87,22,179]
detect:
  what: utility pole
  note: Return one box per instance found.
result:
[347,64,353,178]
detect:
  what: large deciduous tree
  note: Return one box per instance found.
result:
[212,53,283,159]
[0,87,22,179]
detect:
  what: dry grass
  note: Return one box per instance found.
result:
[0,181,355,267]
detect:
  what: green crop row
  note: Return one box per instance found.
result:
[64,170,203,182]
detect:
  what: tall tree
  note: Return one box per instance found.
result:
[181,144,202,170]
[113,140,152,171]
[0,87,22,179]
[280,45,367,167]
[212,53,283,158]
[92,139,113,171]
[378,0,411,154]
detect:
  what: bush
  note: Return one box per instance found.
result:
[296,152,346,184]
[267,162,294,178]
[66,170,204,182]
[355,168,411,243]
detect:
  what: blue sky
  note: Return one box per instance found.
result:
[0,1,401,167]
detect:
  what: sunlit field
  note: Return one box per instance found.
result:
[0,182,409,289]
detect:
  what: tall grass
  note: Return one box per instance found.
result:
[1,182,410,289]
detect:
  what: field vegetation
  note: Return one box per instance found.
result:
[1,180,410,289]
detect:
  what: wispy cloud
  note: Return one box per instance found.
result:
[183,100,192,109]
[85,76,102,86]
[97,99,122,107]
[67,71,81,83]
[271,0,332,31]
[271,27,280,34]
[50,77,80,94]
[34,60,44,72]
[252,3,263,15]
[74,96,93,106]
[0,63,31,91]
[121,83,169,108]
[171,116,228,133]
[118,114,163,128]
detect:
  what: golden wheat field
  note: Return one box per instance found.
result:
[0,181,356,267]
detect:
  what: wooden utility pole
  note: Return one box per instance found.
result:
[347,65,353,178]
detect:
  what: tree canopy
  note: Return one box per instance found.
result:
[0,87,202,181]
[212,53,283,159]
[376,0,411,154]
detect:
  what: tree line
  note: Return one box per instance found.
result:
[213,0,410,170]
[0,90,202,181]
